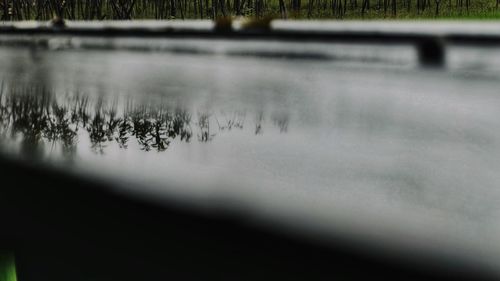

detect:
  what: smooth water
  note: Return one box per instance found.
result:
[1,39,500,272]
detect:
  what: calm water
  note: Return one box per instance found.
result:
[1,39,500,273]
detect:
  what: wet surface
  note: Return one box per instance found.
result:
[1,41,500,274]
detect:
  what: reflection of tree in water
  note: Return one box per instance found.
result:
[82,102,194,152]
[197,112,214,142]
[172,109,192,142]
[70,94,91,128]
[86,99,125,154]
[0,86,290,155]
[45,101,78,156]
[130,106,169,151]
[272,113,289,133]
[126,106,193,151]
[0,87,77,157]
[11,90,49,156]
[116,112,133,149]
[0,89,191,155]
[215,110,245,131]
[87,110,107,154]
[0,87,9,137]
[254,111,264,135]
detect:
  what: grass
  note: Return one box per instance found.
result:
[0,254,17,281]
[2,0,500,20]
[282,0,500,20]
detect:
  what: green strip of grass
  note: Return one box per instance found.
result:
[0,254,17,281]
[4,0,500,20]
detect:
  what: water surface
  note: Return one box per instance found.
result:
[1,40,500,273]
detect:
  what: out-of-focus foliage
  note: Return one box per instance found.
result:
[0,254,17,281]
[0,0,499,20]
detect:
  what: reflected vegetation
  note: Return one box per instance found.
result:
[0,85,290,157]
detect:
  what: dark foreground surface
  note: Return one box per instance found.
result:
[0,155,497,281]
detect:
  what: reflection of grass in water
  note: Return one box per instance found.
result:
[0,254,17,281]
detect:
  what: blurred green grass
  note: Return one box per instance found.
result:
[283,0,500,19]
[0,254,17,281]
[3,0,500,20]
